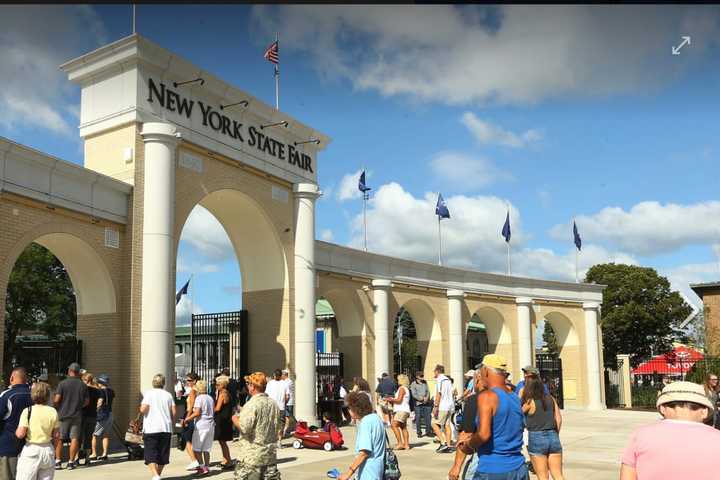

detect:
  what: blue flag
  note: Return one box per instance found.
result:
[502,211,511,243]
[358,171,371,193]
[573,221,582,251]
[175,278,190,305]
[435,193,450,219]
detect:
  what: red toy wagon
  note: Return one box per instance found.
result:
[292,421,344,451]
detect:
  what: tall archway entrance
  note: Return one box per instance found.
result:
[393,307,419,377]
[466,313,490,369]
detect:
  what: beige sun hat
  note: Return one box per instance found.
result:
[656,381,714,410]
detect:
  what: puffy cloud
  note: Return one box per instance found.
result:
[320,229,334,241]
[175,296,204,326]
[429,152,511,190]
[662,261,720,307]
[251,5,719,106]
[461,113,541,148]
[336,169,366,201]
[550,201,720,256]
[179,205,235,262]
[0,6,107,135]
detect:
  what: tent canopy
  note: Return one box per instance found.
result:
[631,345,704,375]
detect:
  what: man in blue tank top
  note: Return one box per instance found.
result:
[457,354,528,480]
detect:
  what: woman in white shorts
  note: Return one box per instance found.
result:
[385,374,411,450]
[15,382,60,480]
[183,380,215,475]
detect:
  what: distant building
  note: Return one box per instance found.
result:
[691,282,720,355]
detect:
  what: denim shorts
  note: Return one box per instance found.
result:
[473,463,528,480]
[527,430,563,456]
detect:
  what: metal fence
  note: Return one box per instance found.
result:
[317,352,344,423]
[536,353,564,409]
[9,339,82,380]
[190,310,248,382]
[604,357,625,408]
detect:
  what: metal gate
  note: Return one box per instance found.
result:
[394,354,423,378]
[317,352,344,423]
[9,339,82,380]
[536,353,564,409]
[190,310,247,382]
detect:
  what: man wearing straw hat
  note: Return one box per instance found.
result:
[620,380,720,480]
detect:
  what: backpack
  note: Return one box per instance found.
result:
[383,432,401,480]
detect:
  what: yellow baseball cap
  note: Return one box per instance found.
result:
[481,354,508,372]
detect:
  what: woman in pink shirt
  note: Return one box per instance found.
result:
[620,381,720,480]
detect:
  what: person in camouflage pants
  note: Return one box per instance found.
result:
[233,372,283,480]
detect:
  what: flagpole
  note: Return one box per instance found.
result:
[506,205,511,275]
[438,215,443,266]
[575,247,579,283]
[189,273,194,371]
[274,32,279,110]
[362,166,368,252]
[132,4,136,34]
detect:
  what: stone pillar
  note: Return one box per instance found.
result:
[516,297,534,374]
[293,183,321,425]
[583,302,604,410]
[447,289,465,384]
[372,279,392,383]
[617,353,632,409]
[140,122,180,391]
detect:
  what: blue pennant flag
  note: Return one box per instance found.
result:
[358,170,371,193]
[573,221,582,251]
[435,193,450,219]
[502,211,511,243]
[175,278,190,305]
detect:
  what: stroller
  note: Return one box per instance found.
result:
[117,413,145,460]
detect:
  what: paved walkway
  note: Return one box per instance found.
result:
[54,408,657,480]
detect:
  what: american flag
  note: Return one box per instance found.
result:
[264,40,279,65]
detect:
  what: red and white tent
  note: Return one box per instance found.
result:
[631,345,704,376]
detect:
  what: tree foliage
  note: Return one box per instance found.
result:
[4,243,76,368]
[585,263,691,367]
[542,321,559,355]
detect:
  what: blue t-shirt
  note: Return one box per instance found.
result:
[0,384,32,456]
[355,413,386,480]
[514,380,549,396]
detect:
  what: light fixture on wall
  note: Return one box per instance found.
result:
[294,138,321,146]
[220,100,249,110]
[173,78,205,88]
[260,121,289,130]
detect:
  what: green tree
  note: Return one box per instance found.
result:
[585,263,691,367]
[4,243,76,372]
[542,321,559,355]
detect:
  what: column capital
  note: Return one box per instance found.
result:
[583,302,601,311]
[371,278,392,289]
[515,296,533,306]
[141,122,181,144]
[447,289,465,299]
[293,182,321,200]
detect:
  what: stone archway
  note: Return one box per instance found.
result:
[469,307,513,368]
[539,311,582,407]
[397,298,443,378]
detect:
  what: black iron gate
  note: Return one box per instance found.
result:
[394,355,423,379]
[317,352,344,423]
[536,353,564,409]
[190,310,247,382]
[10,339,82,380]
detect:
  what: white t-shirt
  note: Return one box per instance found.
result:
[283,378,295,406]
[394,386,411,413]
[141,388,174,434]
[435,374,455,411]
[266,379,289,410]
[339,385,347,399]
[193,393,215,429]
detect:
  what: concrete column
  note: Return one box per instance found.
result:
[516,297,534,374]
[140,122,180,392]
[293,183,321,425]
[617,353,632,408]
[447,289,465,384]
[372,279,392,383]
[583,302,604,410]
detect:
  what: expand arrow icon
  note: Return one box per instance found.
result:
[672,36,691,55]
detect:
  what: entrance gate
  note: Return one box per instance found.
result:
[190,310,248,382]
[536,353,564,409]
[10,338,82,380]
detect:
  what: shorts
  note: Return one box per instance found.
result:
[192,425,215,453]
[16,443,54,480]
[393,411,410,425]
[59,417,82,441]
[81,416,96,450]
[94,414,113,437]
[284,405,294,418]
[0,456,18,480]
[432,410,451,427]
[143,432,172,466]
[527,430,563,456]
[473,463,528,480]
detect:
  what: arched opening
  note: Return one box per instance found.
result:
[3,233,116,380]
[395,298,442,377]
[174,189,288,380]
[535,311,581,407]
[469,307,512,369]
[466,313,490,369]
[393,308,419,377]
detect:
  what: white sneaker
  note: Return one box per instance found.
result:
[152,476,161,480]
[185,461,200,471]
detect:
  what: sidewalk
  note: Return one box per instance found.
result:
[54,408,657,480]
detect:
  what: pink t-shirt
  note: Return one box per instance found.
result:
[622,419,720,479]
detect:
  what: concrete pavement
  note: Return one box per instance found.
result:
[54,408,657,479]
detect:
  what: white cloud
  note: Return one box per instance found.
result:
[320,229,334,242]
[663,261,720,307]
[0,6,107,135]
[179,205,235,261]
[337,169,367,202]
[461,113,541,148]
[430,151,511,190]
[550,201,720,256]
[175,296,205,326]
[251,5,719,106]
[347,182,638,281]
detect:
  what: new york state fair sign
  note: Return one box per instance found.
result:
[146,77,313,173]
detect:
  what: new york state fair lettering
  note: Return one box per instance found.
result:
[147,78,313,173]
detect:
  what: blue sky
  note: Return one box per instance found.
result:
[2,5,719,322]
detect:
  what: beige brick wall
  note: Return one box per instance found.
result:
[701,288,720,355]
